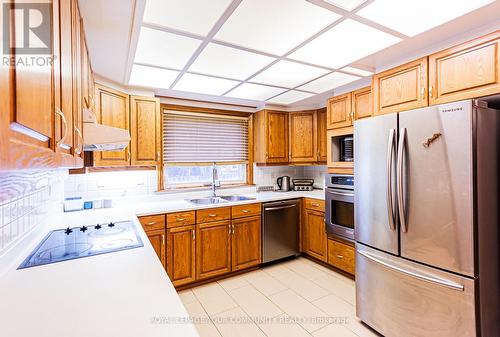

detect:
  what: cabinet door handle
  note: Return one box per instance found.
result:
[232,224,235,234]
[176,218,185,222]
[241,210,249,213]
[55,108,68,148]
[75,127,83,155]
[162,234,165,245]
[156,151,161,162]
[192,229,195,241]
[429,86,434,98]
[336,254,344,259]
[147,221,155,226]
[126,148,131,162]
[312,203,320,207]
[208,214,217,217]
[421,87,426,100]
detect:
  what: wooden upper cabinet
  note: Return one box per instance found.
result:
[327,93,353,130]
[196,220,232,280]
[167,225,196,286]
[303,209,327,262]
[317,108,327,162]
[130,96,161,166]
[289,110,317,163]
[429,31,500,105]
[231,216,261,271]
[253,110,288,164]
[373,57,428,115]
[353,86,372,120]
[2,0,58,169]
[93,84,130,166]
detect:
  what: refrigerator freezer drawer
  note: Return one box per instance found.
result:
[356,244,476,337]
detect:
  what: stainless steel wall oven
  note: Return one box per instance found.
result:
[325,174,354,241]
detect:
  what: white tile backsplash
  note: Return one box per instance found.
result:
[253,165,326,189]
[64,170,158,200]
[0,170,65,252]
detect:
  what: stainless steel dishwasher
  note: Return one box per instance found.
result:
[262,199,300,263]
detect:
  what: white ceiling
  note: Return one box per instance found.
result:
[79,0,500,108]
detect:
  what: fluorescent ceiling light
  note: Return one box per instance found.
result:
[129,64,180,89]
[297,72,361,93]
[251,60,329,88]
[322,0,367,11]
[189,43,276,80]
[174,73,239,96]
[267,91,315,105]
[215,0,340,55]
[143,0,232,36]
[225,83,287,101]
[341,66,374,77]
[134,27,201,69]
[289,19,401,69]
[357,0,495,37]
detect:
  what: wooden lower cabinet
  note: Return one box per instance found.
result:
[303,209,327,262]
[147,229,166,269]
[231,216,261,271]
[167,225,196,286]
[196,220,232,280]
[327,238,355,275]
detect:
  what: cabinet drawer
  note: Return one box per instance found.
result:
[138,214,165,232]
[167,211,195,228]
[328,239,355,275]
[305,198,325,211]
[231,203,261,219]
[196,207,231,223]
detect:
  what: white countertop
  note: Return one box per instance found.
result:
[0,189,324,337]
[129,189,324,216]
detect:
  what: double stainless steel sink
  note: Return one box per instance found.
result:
[187,195,255,205]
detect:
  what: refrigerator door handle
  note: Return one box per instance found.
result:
[386,128,396,230]
[397,128,408,233]
[357,250,465,291]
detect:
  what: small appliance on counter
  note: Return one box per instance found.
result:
[18,220,143,269]
[292,178,314,191]
[276,176,292,192]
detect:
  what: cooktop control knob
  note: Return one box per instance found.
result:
[64,227,72,235]
[80,226,88,232]
[108,222,115,227]
[95,224,102,230]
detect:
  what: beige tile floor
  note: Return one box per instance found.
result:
[177,257,381,337]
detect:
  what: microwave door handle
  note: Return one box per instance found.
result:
[397,128,408,233]
[386,128,396,231]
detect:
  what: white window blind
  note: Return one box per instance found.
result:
[163,111,249,163]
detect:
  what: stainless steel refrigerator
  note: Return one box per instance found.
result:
[354,99,499,337]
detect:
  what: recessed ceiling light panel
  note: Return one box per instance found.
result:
[341,66,374,77]
[129,64,180,89]
[134,27,201,70]
[143,0,232,36]
[357,0,495,37]
[251,60,329,88]
[189,44,276,80]
[297,72,361,93]
[267,90,315,105]
[174,73,239,96]
[289,19,401,69]
[215,0,341,55]
[225,83,287,101]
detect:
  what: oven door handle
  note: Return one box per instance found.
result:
[326,190,354,198]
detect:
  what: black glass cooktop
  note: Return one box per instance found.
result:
[18,220,143,269]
